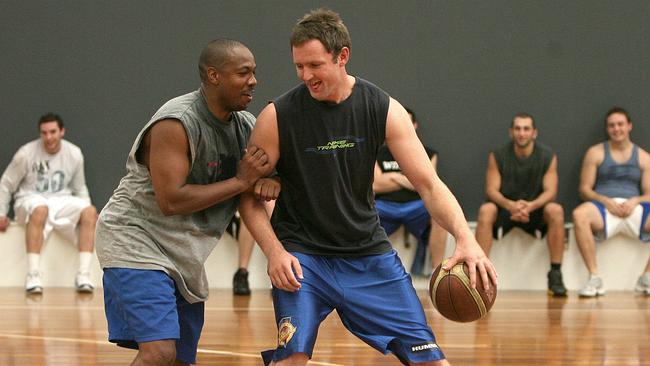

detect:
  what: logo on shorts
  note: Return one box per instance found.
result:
[411,342,439,353]
[277,317,297,347]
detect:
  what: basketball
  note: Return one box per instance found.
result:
[429,259,497,322]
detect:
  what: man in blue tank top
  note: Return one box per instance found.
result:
[475,113,567,296]
[240,8,497,366]
[374,106,448,276]
[573,107,650,297]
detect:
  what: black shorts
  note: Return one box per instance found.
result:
[492,206,547,239]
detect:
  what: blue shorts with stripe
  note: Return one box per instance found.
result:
[261,250,445,365]
[591,200,650,241]
[102,268,204,364]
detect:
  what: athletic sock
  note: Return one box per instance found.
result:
[78,252,93,274]
[550,263,561,271]
[27,253,40,273]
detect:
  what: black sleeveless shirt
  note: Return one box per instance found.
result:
[376,144,437,203]
[493,141,553,201]
[271,77,392,256]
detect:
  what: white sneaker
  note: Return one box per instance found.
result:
[75,272,94,293]
[635,272,650,295]
[25,271,43,294]
[579,276,605,297]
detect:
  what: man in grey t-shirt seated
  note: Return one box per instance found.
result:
[475,113,567,296]
[0,113,97,294]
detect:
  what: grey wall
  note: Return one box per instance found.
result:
[1,1,649,220]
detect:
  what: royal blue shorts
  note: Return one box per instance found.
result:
[376,199,432,275]
[261,250,445,365]
[376,199,430,242]
[102,268,204,364]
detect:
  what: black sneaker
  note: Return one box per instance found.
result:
[547,268,567,297]
[233,268,251,296]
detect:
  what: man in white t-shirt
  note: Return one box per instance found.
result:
[0,113,97,294]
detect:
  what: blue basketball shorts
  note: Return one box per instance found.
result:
[375,199,431,243]
[102,268,205,364]
[591,199,650,242]
[261,250,445,365]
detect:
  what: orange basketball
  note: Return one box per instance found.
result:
[429,260,497,322]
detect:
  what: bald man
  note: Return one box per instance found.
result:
[95,39,276,365]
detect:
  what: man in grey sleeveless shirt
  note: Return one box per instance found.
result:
[573,107,650,297]
[95,39,276,365]
[475,113,568,297]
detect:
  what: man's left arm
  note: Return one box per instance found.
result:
[527,154,559,212]
[621,148,650,216]
[385,98,497,289]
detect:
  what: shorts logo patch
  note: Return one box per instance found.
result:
[277,317,297,347]
[411,342,439,353]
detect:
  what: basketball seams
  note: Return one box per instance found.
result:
[445,276,459,321]
[430,260,496,322]
[451,266,487,319]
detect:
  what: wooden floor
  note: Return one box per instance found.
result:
[0,288,648,366]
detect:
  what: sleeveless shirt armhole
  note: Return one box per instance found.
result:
[142,117,196,170]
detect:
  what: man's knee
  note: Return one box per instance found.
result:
[80,205,98,226]
[29,206,49,225]
[477,202,498,226]
[572,204,595,228]
[543,203,564,226]
[137,340,177,365]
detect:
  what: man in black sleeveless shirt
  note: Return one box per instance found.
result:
[240,8,496,366]
[374,107,448,275]
[475,113,567,296]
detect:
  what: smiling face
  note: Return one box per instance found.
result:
[509,116,537,148]
[213,45,257,113]
[39,120,65,154]
[292,39,348,102]
[605,112,632,143]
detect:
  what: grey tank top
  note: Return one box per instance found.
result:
[594,142,641,198]
[95,89,254,303]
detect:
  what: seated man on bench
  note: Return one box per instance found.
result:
[573,107,650,297]
[0,113,97,294]
[475,113,567,296]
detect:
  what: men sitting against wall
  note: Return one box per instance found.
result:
[475,113,567,296]
[573,107,650,297]
[0,113,97,293]
[373,107,448,275]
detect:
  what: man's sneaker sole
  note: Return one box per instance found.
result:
[547,289,568,297]
[76,284,94,293]
[634,286,650,296]
[26,286,43,294]
[578,290,606,298]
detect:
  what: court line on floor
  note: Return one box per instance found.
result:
[0,305,275,311]
[0,333,345,366]
[195,348,345,365]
